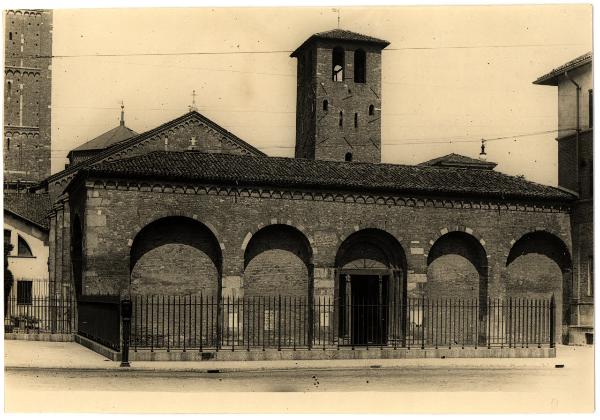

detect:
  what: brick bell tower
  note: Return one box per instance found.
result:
[291,29,389,163]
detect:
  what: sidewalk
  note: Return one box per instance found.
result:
[4,339,593,373]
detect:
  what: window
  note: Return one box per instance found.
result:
[6,138,10,151]
[7,80,12,96]
[354,113,358,128]
[4,229,11,248]
[332,47,344,82]
[339,111,343,127]
[588,256,594,296]
[9,32,12,41]
[354,49,366,83]
[16,280,32,305]
[323,100,328,112]
[17,235,33,257]
[345,152,353,162]
[369,104,375,116]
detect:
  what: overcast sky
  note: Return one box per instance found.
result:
[48,5,592,185]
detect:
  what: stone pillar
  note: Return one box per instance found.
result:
[313,266,334,348]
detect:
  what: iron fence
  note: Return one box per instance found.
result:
[4,294,76,334]
[128,295,555,352]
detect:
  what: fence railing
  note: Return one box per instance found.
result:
[128,295,555,352]
[4,294,76,334]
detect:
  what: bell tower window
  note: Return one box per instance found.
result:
[332,47,345,82]
[323,100,328,112]
[345,152,353,162]
[369,104,375,115]
[339,111,343,127]
[354,49,366,83]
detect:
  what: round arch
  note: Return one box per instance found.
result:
[243,224,313,298]
[506,230,572,343]
[129,216,222,296]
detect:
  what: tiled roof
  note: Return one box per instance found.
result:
[533,52,592,86]
[79,151,574,202]
[43,111,266,186]
[4,192,51,229]
[419,153,497,170]
[69,124,138,153]
[291,29,390,57]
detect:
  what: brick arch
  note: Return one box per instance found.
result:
[243,223,314,298]
[241,219,314,258]
[129,216,223,297]
[505,230,573,344]
[335,227,407,271]
[426,230,489,345]
[129,211,224,251]
[426,226,487,253]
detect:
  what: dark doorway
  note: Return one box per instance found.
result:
[340,274,389,346]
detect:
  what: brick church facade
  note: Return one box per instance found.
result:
[38,29,579,350]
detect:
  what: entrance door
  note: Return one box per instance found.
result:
[347,274,388,346]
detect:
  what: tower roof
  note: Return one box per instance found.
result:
[68,124,138,155]
[291,29,390,57]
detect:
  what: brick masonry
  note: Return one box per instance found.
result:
[4,10,52,185]
[64,178,572,339]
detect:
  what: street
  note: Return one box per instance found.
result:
[5,359,595,413]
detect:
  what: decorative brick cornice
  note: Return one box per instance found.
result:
[83,177,571,214]
[5,67,41,77]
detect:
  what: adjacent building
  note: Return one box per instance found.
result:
[534,52,594,345]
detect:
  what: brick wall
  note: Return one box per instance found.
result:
[295,41,383,163]
[243,225,311,298]
[4,10,52,184]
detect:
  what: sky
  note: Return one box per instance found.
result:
[46,4,592,185]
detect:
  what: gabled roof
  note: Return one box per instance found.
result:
[42,111,266,187]
[76,151,574,202]
[533,52,592,86]
[4,192,51,230]
[419,153,497,170]
[68,124,138,156]
[291,29,390,57]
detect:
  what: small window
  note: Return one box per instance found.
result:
[354,49,366,83]
[345,152,353,162]
[354,113,358,128]
[332,47,344,82]
[17,235,33,257]
[16,281,33,305]
[7,81,12,96]
[9,32,12,41]
[369,104,375,116]
[323,100,328,112]
[6,138,10,151]
[339,111,343,127]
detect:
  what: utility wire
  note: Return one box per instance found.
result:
[16,42,587,59]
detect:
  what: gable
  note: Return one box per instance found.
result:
[43,111,266,194]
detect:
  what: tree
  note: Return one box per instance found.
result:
[4,242,14,317]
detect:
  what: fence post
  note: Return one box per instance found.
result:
[307,264,314,350]
[421,298,425,350]
[120,298,132,368]
[277,295,282,351]
[549,294,556,348]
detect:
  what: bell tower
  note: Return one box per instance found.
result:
[291,29,389,163]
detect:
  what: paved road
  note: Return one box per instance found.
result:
[5,364,594,413]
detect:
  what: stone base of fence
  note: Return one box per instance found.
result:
[124,346,555,362]
[75,334,122,361]
[4,333,74,342]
